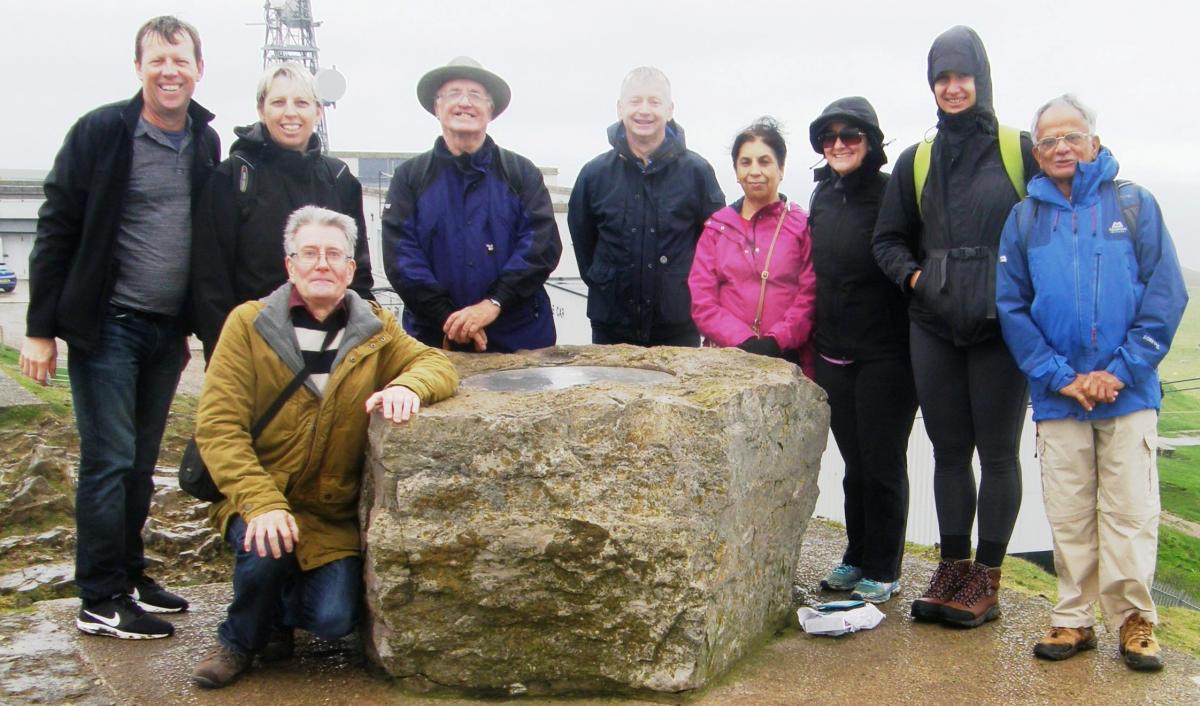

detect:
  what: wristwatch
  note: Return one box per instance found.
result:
[487,298,502,310]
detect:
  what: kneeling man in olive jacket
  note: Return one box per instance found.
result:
[190,205,459,688]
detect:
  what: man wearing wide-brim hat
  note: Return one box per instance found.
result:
[382,56,561,353]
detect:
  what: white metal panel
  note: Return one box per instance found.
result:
[813,408,1053,555]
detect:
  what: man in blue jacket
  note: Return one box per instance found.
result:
[20,16,220,640]
[569,67,724,346]
[382,57,560,352]
[997,94,1187,671]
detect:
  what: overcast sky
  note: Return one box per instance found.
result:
[2,0,1198,266]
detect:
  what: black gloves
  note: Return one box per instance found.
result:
[737,336,783,358]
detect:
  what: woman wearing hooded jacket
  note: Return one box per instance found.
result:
[687,117,815,375]
[191,63,374,361]
[872,26,1038,627]
[809,98,917,604]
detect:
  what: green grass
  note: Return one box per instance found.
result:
[1160,287,1200,434]
[1156,525,1200,598]
[1160,447,1200,523]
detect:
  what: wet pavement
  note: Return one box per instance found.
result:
[5,521,1198,705]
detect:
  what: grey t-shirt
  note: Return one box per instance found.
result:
[109,116,194,316]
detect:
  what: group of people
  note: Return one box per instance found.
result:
[17,12,1187,691]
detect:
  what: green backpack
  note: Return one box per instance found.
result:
[913,125,1025,218]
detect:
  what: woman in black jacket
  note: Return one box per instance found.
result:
[191,62,374,360]
[872,26,1036,627]
[809,98,917,604]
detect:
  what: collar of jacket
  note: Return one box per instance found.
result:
[231,122,322,162]
[608,120,686,173]
[813,163,877,193]
[1027,146,1119,210]
[253,284,383,396]
[712,195,790,231]
[119,90,215,137]
[433,134,496,172]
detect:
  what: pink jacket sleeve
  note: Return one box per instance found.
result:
[764,213,816,352]
[688,226,756,347]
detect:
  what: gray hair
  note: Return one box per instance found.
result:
[283,206,357,257]
[256,62,319,109]
[620,66,672,100]
[1031,94,1097,139]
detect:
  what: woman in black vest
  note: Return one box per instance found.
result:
[809,97,917,604]
[191,62,374,361]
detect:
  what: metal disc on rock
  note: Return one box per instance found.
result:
[461,365,673,392]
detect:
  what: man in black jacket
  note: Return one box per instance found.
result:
[20,16,220,641]
[569,67,724,346]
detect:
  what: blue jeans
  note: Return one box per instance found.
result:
[219,515,363,656]
[69,308,185,602]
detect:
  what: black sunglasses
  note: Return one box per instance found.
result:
[820,128,866,149]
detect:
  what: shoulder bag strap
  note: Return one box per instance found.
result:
[249,327,338,440]
[752,204,790,336]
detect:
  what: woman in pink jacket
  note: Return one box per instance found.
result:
[688,117,815,376]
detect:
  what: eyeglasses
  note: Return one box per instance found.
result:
[820,128,866,150]
[289,247,348,268]
[1035,132,1091,154]
[437,89,490,105]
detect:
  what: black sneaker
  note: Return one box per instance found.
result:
[77,594,174,639]
[129,576,189,613]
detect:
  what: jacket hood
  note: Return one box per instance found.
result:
[230,122,322,158]
[1028,146,1119,207]
[927,25,996,129]
[808,95,888,174]
[607,120,687,168]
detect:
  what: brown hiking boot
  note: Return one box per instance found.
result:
[941,562,1001,627]
[910,559,971,621]
[1119,614,1164,671]
[1033,625,1097,660]
[191,644,252,689]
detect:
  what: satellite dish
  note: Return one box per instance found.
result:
[315,68,346,105]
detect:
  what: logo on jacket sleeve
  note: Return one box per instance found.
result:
[1109,220,1129,235]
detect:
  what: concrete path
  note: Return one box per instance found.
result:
[7,522,1199,705]
[0,369,43,409]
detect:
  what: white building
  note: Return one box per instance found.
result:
[0,170,46,277]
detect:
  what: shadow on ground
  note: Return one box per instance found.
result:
[5,522,1198,705]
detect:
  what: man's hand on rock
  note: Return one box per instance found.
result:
[366,385,421,424]
[245,509,300,559]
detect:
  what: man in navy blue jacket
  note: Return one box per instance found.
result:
[997,94,1187,672]
[382,57,560,353]
[569,67,724,346]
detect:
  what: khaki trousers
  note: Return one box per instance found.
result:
[1037,408,1159,631]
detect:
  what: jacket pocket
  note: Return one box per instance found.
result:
[585,262,625,326]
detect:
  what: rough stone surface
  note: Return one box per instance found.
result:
[361,345,829,696]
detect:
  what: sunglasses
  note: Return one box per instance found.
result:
[820,128,866,149]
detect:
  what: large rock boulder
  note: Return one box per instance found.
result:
[361,345,828,696]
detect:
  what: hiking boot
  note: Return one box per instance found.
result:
[1033,626,1097,660]
[819,564,863,592]
[941,563,1001,628]
[259,626,295,663]
[76,594,174,640]
[129,576,189,614]
[192,644,252,689]
[851,578,901,604]
[910,559,971,622]
[1119,614,1164,672]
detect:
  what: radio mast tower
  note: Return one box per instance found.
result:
[260,0,343,149]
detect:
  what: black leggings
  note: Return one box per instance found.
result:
[815,355,918,582]
[909,323,1027,567]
